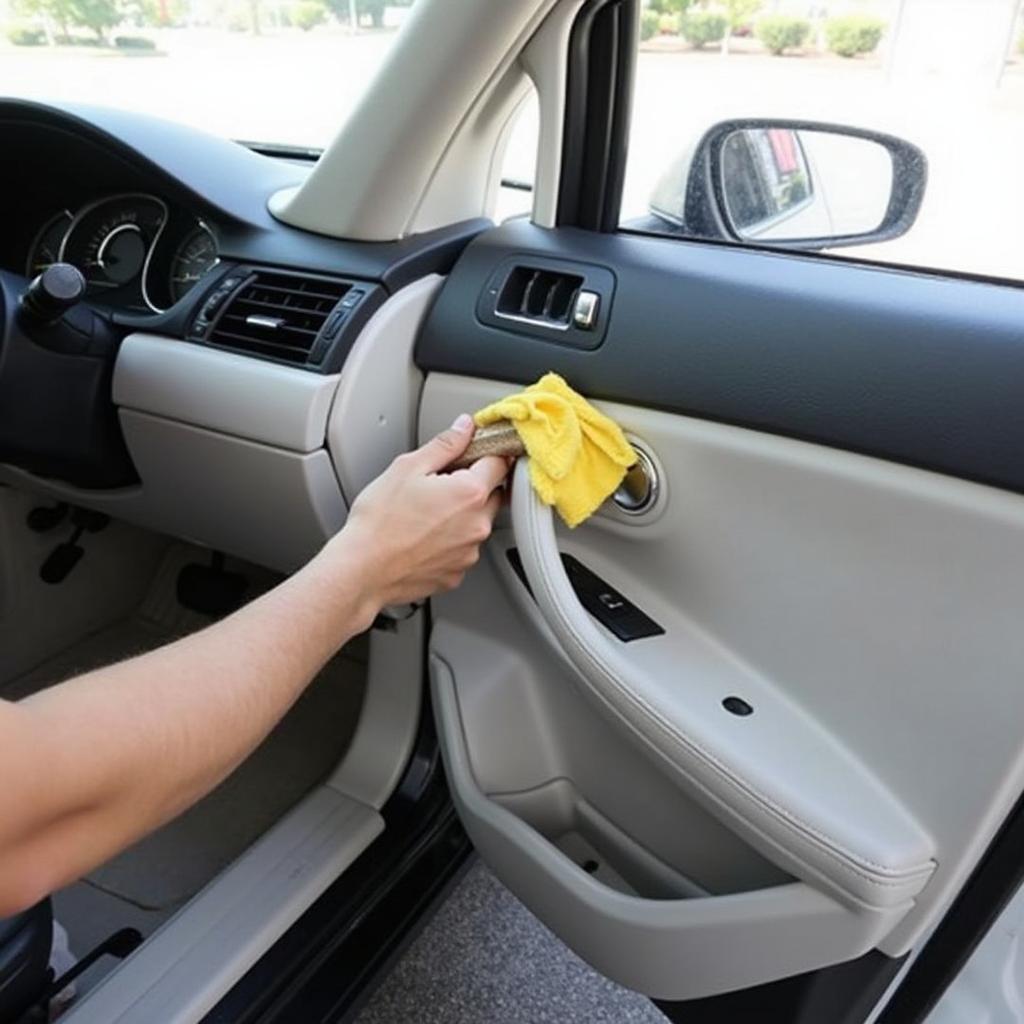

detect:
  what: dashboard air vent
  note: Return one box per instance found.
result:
[208,270,350,364]
[496,266,584,328]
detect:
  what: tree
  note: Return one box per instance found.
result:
[293,0,326,30]
[68,0,120,39]
[361,0,383,26]
[20,0,120,40]
[13,0,70,41]
[718,0,761,55]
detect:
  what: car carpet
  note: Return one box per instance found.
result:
[4,545,368,913]
[353,860,668,1024]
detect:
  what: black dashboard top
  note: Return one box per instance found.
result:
[0,99,488,303]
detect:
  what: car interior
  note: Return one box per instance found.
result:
[2,0,1024,1021]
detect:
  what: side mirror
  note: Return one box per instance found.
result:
[649,119,927,251]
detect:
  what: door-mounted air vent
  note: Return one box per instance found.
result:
[496,267,584,328]
[478,256,616,351]
[203,270,352,365]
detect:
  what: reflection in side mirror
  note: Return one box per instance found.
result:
[721,128,892,243]
[648,119,927,252]
[720,128,816,238]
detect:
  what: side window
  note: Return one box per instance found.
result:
[621,0,1024,281]
[496,88,539,223]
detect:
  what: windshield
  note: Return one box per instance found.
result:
[0,0,417,148]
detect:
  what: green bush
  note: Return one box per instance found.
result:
[681,10,727,48]
[113,34,156,48]
[640,9,660,41]
[648,0,695,12]
[825,15,885,58]
[657,11,679,34]
[756,15,810,55]
[6,22,47,45]
[293,0,326,30]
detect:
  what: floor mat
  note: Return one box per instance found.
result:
[353,861,668,1024]
[51,880,170,998]
[6,547,368,912]
[88,650,365,910]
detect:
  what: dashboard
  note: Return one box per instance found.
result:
[0,101,482,329]
[0,99,486,571]
[26,193,220,314]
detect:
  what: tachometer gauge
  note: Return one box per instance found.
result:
[169,224,219,303]
[60,194,168,310]
[26,210,73,277]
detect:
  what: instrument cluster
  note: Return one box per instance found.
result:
[26,193,220,314]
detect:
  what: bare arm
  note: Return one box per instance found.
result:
[0,415,507,916]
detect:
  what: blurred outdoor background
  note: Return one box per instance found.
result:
[1,0,1022,279]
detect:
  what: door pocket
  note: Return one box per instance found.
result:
[432,656,906,1000]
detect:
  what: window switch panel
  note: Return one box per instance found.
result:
[506,549,665,643]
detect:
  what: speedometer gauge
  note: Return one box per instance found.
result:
[169,224,219,303]
[60,194,168,310]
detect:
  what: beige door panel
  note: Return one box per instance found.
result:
[421,372,1024,995]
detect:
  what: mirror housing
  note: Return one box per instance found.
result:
[649,118,927,251]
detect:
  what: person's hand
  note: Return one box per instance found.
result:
[329,414,509,616]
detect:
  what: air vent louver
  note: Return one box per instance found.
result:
[496,266,584,328]
[208,271,350,364]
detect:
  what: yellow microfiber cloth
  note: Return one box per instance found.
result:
[474,373,636,528]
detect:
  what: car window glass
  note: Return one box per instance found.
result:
[622,0,1024,282]
[0,2,418,149]
[496,89,539,223]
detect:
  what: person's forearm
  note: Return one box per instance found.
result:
[0,415,505,916]
[0,532,376,913]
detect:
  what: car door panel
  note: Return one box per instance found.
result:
[415,224,1024,999]
[420,221,1024,497]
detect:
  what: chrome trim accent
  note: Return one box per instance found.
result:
[96,222,142,272]
[245,314,285,330]
[572,289,599,329]
[493,309,572,332]
[58,192,170,314]
[613,443,658,515]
